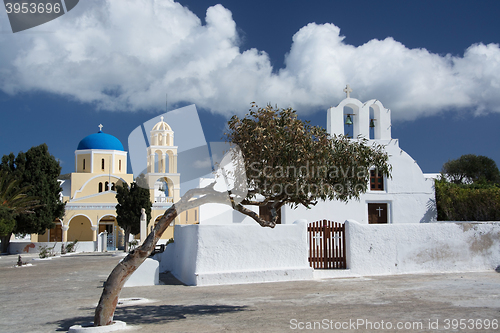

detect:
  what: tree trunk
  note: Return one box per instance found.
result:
[94,205,177,326]
[123,228,130,253]
[93,185,275,326]
[1,233,12,254]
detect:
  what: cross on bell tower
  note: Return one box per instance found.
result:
[343,84,353,98]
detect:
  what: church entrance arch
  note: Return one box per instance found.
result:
[99,215,123,250]
[67,215,93,242]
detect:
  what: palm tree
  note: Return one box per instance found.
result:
[0,171,40,252]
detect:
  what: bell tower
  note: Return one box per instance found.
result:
[146,116,180,203]
[327,85,392,140]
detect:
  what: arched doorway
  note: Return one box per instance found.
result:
[99,215,124,251]
[67,215,93,242]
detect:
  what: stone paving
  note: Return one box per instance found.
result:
[0,252,499,332]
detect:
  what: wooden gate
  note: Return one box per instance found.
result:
[308,220,346,269]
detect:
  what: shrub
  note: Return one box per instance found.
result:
[435,179,500,221]
[39,243,57,258]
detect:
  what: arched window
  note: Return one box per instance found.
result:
[105,181,109,191]
[101,158,105,170]
[119,160,122,172]
[194,209,197,221]
[83,159,86,170]
[98,182,103,193]
[185,211,188,222]
[111,183,116,191]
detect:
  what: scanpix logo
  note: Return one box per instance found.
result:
[4,0,79,33]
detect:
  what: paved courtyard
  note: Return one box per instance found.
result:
[0,252,499,332]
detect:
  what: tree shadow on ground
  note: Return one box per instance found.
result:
[159,271,186,285]
[52,304,250,331]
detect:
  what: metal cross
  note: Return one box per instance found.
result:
[376,206,384,217]
[98,124,103,131]
[343,84,353,98]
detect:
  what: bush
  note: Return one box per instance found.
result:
[39,243,57,258]
[65,240,78,253]
[435,179,500,221]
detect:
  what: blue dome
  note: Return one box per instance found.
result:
[77,131,124,151]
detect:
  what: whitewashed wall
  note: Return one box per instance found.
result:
[159,221,313,286]
[198,177,259,225]
[345,220,500,275]
[159,220,500,286]
[7,241,95,254]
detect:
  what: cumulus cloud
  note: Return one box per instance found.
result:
[1,0,499,121]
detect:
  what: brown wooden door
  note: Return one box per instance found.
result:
[49,224,62,242]
[368,203,388,224]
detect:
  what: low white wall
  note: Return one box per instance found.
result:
[124,258,159,287]
[159,220,500,286]
[346,220,500,275]
[8,241,96,254]
[159,222,313,286]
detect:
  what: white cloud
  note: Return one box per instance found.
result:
[1,0,500,121]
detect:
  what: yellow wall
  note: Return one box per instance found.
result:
[92,152,113,174]
[114,154,126,174]
[179,207,199,225]
[70,173,133,199]
[76,153,91,173]
[68,216,94,241]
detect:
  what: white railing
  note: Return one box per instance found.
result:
[155,197,173,203]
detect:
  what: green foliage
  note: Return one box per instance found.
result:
[435,179,500,221]
[224,104,391,213]
[66,240,78,253]
[442,154,500,184]
[61,240,78,254]
[0,171,39,236]
[1,144,65,235]
[115,176,152,251]
[38,243,57,258]
[0,206,16,237]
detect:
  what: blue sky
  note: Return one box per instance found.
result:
[1,0,500,176]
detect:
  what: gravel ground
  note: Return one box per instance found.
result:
[0,252,499,333]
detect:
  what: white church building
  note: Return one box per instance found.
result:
[282,86,436,225]
[156,91,498,286]
[200,86,437,226]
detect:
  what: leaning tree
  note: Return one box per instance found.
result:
[94,104,391,326]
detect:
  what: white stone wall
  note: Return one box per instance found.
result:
[7,241,96,254]
[345,220,500,275]
[159,222,313,286]
[158,220,500,286]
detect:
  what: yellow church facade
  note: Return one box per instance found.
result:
[38,118,198,250]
